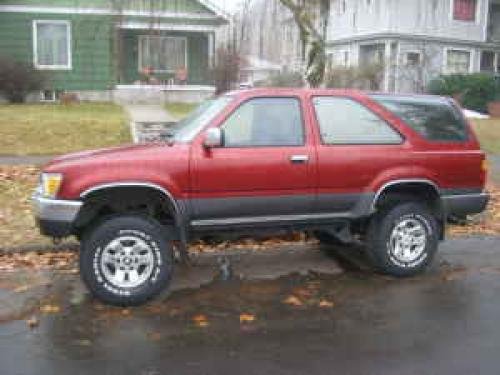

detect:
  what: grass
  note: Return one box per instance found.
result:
[164,102,198,120]
[0,166,52,249]
[0,103,131,156]
[472,118,500,155]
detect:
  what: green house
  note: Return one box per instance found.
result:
[0,0,228,102]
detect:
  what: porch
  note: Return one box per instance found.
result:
[112,22,217,103]
[112,84,215,105]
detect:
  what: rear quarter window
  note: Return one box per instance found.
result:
[371,95,469,142]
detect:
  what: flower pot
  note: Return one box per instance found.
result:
[488,101,500,117]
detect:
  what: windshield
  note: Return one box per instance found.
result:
[173,96,233,143]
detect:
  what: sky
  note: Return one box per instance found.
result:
[210,0,243,13]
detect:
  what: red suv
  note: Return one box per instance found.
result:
[33,89,489,305]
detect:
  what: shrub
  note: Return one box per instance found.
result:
[427,73,497,113]
[0,56,46,103]
[211,46,240,95]
[256,71,304,88]
[325,63,384,90]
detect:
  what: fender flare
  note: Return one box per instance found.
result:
[80,182,187,243]
[371,179,441,212]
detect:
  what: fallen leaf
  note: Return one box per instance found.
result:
[14,285,29,293]
[147,332,162,341]
[240,313,256,323]
[283,295,303,307]
[27,316,39,329]
[75,339,92,347]
[318,299,335,309]
[40,304,61,314]
[192,314,209,328]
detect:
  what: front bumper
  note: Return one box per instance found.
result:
[442,192,490,217]
[32,194,83,237]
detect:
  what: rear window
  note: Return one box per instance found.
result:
[371,95,469,142]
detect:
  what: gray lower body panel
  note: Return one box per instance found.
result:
[188,192,374,229]
[442,193,490,217]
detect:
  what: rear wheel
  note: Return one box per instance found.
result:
[80,215,173,306]
[367,202,439,277]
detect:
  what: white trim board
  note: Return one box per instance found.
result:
[32,20,72,71]
[0,5,226,21]
[443,47,475,74]
[118,22,219,33]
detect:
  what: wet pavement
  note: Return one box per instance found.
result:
[1,237,500,375]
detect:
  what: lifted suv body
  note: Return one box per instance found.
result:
[32,89,490,305]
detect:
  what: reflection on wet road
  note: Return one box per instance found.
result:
[1,237,500,375]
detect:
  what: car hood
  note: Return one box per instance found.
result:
[44,142,186,172]
[48,144,155,164]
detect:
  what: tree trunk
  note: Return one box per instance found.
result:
[279,0,330,87]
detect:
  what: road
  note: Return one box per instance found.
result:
[1,237,500,375]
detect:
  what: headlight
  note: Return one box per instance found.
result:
[40,173,63,198]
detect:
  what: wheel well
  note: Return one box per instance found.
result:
[374,182,442,214]
[374,182,445,240]
[74,186,178,232]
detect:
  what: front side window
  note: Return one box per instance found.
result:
[371,95,468,142]
[139,36,187,73]
[453,0,477,21]
[446,49,471,74]
[173,96,233,143]
[33,20,71,70]
[222,98,304,147]
[313,97,402,145]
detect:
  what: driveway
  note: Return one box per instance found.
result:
[1,237,500,375]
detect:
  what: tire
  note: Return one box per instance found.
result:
[80,215,173,306]
[367,202,439,277]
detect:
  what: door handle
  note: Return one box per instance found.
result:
[290,155,309,164]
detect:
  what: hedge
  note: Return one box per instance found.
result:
[427,73,497,113]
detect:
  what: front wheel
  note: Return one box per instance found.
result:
[367,202,439,277]
[80,216,173,306]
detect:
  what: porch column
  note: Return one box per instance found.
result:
[383,40,391,92]
[208,32,215,69]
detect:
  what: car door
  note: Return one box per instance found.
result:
[190,96,316,224]
[311,95,405,215]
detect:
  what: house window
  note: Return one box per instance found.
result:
[453,0,477,22]
[139,36,187,74]
[406,52,421,67]
[33,20,71,70]
[446,49,472,73]
[40,90,57,102]
[480,51,496,72]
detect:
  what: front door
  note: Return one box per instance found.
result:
[190,97,315,224]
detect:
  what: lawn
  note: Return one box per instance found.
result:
[472,118,500,155]
[164,102,198,120]
[0,103,131,156]
[0,166,55,249]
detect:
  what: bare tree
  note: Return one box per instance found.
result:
[278,0,330,87]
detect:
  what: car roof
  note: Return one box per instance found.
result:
[225,88,450,103]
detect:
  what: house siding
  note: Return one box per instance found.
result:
[0,12,115,91]
[6,0,213,14]
[328,0,489,43]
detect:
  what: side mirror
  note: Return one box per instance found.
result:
[203,128,223,148]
